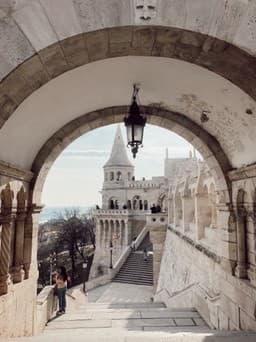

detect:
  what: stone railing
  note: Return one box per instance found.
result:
[155,283,220,329]
[94,209,151,217]
[85,245,131,291]
[35,286,57,334]
[134,225,149,250]
[128,181,162,189]
[94,209,129,216]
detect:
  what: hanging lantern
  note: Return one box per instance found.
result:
[124,85,147,158]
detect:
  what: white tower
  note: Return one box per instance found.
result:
[102,125,134,209]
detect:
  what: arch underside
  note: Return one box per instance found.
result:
[0,26,255,205]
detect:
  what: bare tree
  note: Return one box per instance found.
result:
[54,208,96,282]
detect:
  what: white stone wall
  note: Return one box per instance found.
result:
[0,277,37,337]
[156,228,256,330]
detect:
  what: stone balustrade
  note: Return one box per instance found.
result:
[94,209,129,216]
[35,286,57,334]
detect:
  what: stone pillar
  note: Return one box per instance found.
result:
[23,206,41,279]
[149,225,167,290]
[0,215,12,295]
[167,196,174,225]
[182,195,193,233]
[102,220,109,249]
[219,206,237,275]
[127,220,132,246]
[195,193,207,240]
[173,195,178,227]
[100,222,105,247]
[235,206,248,278]
[12,212,26,283]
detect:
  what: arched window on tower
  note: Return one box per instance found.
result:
[117,171,122,181]
[115,200,119,209]
[139,200,143,210]
[109,199,115,209]
[128,172,131,181]
[144,200,148,210]
[127,200,132,209]
[110,172,114,181]
[132,195,141,210]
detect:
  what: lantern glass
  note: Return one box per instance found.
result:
[126,124,144,145]
[133,124,144,144]
[126,125,132,144]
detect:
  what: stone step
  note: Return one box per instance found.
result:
[113,277,153,282]
[52,309,202,321]
[113,280,153,286]
[114,250,153,285]
[114,272,153,277]
[46,305,207,332]
[8,330,256,341]
[78,302,166,310]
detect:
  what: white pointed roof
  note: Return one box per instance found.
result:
[104,125,133,167]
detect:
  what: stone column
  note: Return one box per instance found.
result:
[0,215,12,295]
[182,195,193,233]
[167,196,174,225]
[23,206,41,279]
[195,193,207,240]
[12,212,26,283]
[149,224,167,290]
[219,206,237,275]
[235,206,248,278]
[102,221,106,248]
[100,222,105,247]
[126,220,132,246]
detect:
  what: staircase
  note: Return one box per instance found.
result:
[113,251,153,286]
[44,301,213,340]
[5,284,256,342]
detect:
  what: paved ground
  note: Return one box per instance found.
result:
[2,282,256,342]
[87,282,154,303]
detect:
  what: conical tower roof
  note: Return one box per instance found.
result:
[104,125,133,167]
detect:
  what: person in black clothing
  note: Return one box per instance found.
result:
[150,204,156,213]
[156,204,161,213]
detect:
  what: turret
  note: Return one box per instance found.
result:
[102,125,134,209]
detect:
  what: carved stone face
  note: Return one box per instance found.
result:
[135,0,157,21]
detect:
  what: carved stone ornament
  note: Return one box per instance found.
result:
[135,0,157,21]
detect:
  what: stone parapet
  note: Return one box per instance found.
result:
[95,209,129,216]
[148,220,167,290]
[157,228,256,331]
[35,286,57,335]
[0,277,37,338]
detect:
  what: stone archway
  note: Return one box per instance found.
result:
[0,15,256,335]
[31,105,231,206]
[0,25,256,131]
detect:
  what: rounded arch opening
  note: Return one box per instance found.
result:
[30,106,231,208]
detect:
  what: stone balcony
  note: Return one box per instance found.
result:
[94,209,151,218]
[146,212,168,226]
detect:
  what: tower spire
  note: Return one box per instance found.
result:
[104,125,133,167]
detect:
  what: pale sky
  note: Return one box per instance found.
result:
[41,124,194,207]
